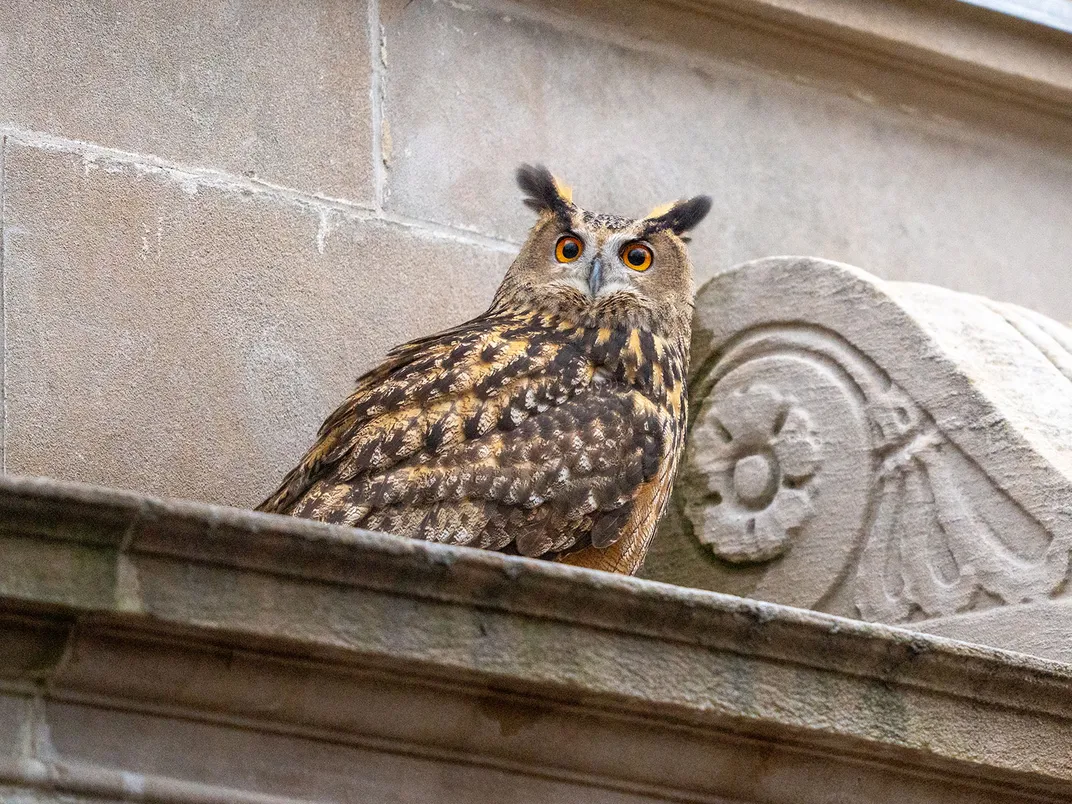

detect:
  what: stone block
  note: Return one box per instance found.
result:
[914,600,1072,665]
[1,142,509,508]
[381,0,1072,319]
[43,700,665,804]
[0,0,373,200]
[0,537,118,612]
[0,791,125,804]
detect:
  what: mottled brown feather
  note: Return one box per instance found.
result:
[259,307,686,567]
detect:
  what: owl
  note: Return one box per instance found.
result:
[258,165,710,574]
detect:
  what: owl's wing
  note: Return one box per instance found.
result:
[258,312,565,514]
[558,423,683,573]
[258,314,672,559]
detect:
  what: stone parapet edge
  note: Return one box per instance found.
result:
[687,0,1072,118]
[1,472,1072,801]
[3,471,1071,719]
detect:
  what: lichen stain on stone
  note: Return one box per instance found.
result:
[463,560,526,609]
[859,680,910,745]
[476,691,553,738]
[61,542,119,607]
[114,554,146,614]
[720,653,759,717]
[879,636,934,679]
[14,627,71,680]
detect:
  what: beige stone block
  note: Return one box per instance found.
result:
[0,791,126,804]
[915,601,1072,665]
[0,537,117,611]
[381,0,1072,319]
[43,701,665,804]
[1,142,509,508]
[2,474,1072,802]
[0,0,373,200]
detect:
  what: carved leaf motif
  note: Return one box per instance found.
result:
[855,425,1066,622]
[867,386,921,450]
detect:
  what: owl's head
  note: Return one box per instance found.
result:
[492,165,711,338]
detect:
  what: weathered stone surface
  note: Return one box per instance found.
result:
[1,0,1071,797]
[0,692,29,759]
[43,700,670,804]
[1,142,509,508]
[0,0,373,200]
[1,473,1072,802]
[644,256,1072,662]
[0,791,125,804]
[381,0,1072,319]
[914,601,1072,665]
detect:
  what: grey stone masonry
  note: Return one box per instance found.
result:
[0,0,375,200]
[4,2,1072,800]
[2,472,1072,803]
[2,0,1072,508]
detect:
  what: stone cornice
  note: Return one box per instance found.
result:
[685,0,1072,120]
[2,473,1072,801]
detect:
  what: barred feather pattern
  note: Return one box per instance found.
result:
[258,306,688,574]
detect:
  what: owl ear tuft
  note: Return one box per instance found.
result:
[642,195,712,236]
[516,164,574,220]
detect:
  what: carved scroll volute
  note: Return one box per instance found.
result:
[674,329,874,610]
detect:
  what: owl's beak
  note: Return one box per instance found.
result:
[587,256,604,296]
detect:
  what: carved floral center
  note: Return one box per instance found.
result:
[733,451,778,507]
[682,385,823,566]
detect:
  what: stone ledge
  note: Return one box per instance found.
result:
[693,0,1072,119]
[2,473,1072,802]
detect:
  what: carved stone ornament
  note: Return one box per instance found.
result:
[684,385,822,564]
[643,257,1072,644]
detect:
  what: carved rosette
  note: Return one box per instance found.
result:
[684,385,821,564]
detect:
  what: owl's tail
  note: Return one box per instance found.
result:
[255,462,314,515]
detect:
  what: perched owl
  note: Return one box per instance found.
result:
[258,166,710,574]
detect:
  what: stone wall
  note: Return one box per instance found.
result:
[3,0,1072,510]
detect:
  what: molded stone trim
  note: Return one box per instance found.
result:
[1,474,1072,801]
[693,0,1072,119]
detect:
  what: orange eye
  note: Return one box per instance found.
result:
[555,235,584,263]
[621,242,653,272]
